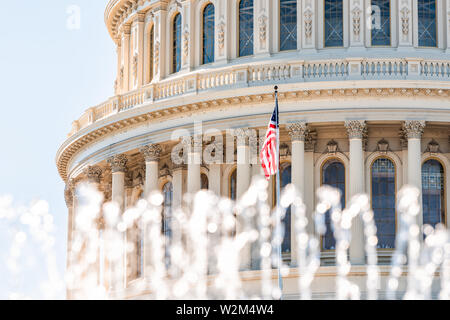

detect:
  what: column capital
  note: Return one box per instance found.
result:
[287,122,308,142]
[123,24,131,36]
[403,120,426,139]
[107,154,128,173]
[140,144,162,162]
[345,120,367,139]
[84,166,103,184]
[235,128,250,146]
[64,181,74,207]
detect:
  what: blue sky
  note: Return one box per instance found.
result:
[0,0,115,298]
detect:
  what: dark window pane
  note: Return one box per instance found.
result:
[281,165,292,253]
[371,0,391,46]
[418,0,437,47]
[422,159,445,228]
[322,159,345,250]
[280,0,297,51]
[239,0,254,57]
[203,4,215,64]
[324,0,343,47]
[173,13,182,73]
[371,158,395,249]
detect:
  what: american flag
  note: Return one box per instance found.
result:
[260,92,279,180]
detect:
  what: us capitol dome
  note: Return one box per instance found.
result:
[57,0,450,299]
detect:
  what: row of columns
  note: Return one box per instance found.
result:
[65,120,427,295]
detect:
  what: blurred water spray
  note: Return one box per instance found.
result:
[1,178,449,300]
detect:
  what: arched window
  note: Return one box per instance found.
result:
[280,0,297,51]
[422,159,445,227]
[239,0,254,57]
[371,0,391,46]
[229,168,237,200]
[281,165,292,254]
[162,182,173,263]
[371,158,396,249]
[322,159,345,251]
[418,0,437,47]
[201,173,209,190]
[173,13,182,73]
[148,26,154,82]
[324,0,343,47]
[202,3,215,64]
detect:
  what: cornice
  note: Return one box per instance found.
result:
[56,85,450,183]
[105,0,168,44]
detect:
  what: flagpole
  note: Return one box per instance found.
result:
[274,86,283,299]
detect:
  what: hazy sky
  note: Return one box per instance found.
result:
[0,0,115,298]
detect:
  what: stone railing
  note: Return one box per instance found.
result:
[68,57,450,136]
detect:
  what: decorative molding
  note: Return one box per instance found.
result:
[258,14,268,50]
[64,182,74,207]
[107,154,128,173]
[326,139,339,155]
[235,128,250,147]
[57,87,450,181]
[376,138,390,154]
[426,139,440,155]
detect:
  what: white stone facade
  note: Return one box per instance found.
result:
[58,0,450,299]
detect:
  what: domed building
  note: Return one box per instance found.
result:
[58,0,450,299]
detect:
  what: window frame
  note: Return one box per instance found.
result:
[202,2,216,65]
[323,0,345,48]
[279,0,298,52]
[172,12,182,74]
[238,0,255,57]
[369,0,392,47]
[417,0,438,48]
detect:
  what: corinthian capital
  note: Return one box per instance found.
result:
[84,166,103,184]
[107,154,128,173]
[235,128,250,146]
[140,144,162,162]
[288,122,308,142]
[345,120,367,139]
[403,121,426,139]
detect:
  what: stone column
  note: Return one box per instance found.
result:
[235,128,252,269]
[172,164,186,208]
[187,136,202,195]
[345,120,367,265]
[122,24,131,92]
[209,163,222,196]
[64,181,75,300]
[403,121,426,229]
[304,135,316,235]
[287,122,308,265]
[140,144,162,199]
[236,128,252,199]
[107,154,128,293]
[153,7,167,81]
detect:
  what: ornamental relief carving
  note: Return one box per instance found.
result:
[154,41,160,74]
[304,9,313,41]
[352,7,361,39]
[217,20,226,54]
[400,6,410,37]
[258,14,268,50]
[132,53,138,81]
[84,166,103,184]
[345,120,367,139]
[182,28,189,62]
